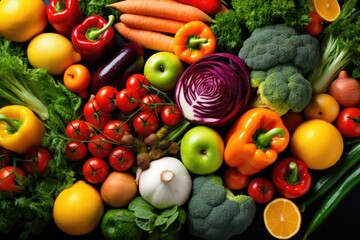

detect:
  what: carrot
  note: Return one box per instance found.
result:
[108,0,215,23]
[215,4,230,14]
[120,13,186,34]
[114,22,174,53]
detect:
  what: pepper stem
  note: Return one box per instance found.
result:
[286,162,300,185]
[54,0,66,12]
[188,37,208,49]
[0,114,20,133]
[256,128,285,149]
[86,15,115,41]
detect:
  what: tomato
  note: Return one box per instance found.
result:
[0,147,12,167]
[223,167,249,191]
[126,73,150,97]
[139,94,163,114]
[281,110,305,134]
[65,119,91,140]
[132,111,159,137]
[83,98,111,130]
[95,86,119,113]
[108,146,135,172]
[23,147,52,174]
[82,157,109,184]
[160,105,183,126]
[247,176,275,204]
[304,12,323,37]
[64,141,88,161]
[103,120,131,143]
[335,107,360,138]
[87,134,113,159]
[0,166,26,193]
[116,88,141,112]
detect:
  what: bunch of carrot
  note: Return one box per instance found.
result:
[109,0,220,53]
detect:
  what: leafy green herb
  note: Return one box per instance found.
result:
[78,0,121,21]
[211,10,246,54]
[0,38,82,132]
[211,0,312,53]
[232,0,312,32]
[0,37,81,239]
[128,196,186,240]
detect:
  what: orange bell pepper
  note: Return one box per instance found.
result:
[0,105,45,154]
[224,108,290,175]
[173,20,216,64]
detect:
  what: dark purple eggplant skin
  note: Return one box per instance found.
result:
[89,42,145,94]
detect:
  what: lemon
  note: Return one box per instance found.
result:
[53,180,104,235]
[27,32,81,76]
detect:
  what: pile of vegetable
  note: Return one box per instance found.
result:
[1,0,360,240]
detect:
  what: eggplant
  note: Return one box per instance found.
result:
[90,42,145,94]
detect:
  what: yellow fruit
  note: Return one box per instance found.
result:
[312,0,341,22]
[0,0,47,42]
[27,33,82,76]
[53,180,104,235]
[263,198,302,239]
[290,119,343,170]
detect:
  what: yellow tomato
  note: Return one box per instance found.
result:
[304,93,340,123]
[0,0,47,42]
[290,119,343,170]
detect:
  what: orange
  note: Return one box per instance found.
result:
[312,0,341,22]
[263,198,302,239]
[53,180,104,235]
[290,119,343,170]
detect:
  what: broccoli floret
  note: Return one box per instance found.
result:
[238,24,320,74]
[250,64,313,116]
[186,174,256,240]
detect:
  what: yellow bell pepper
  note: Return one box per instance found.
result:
[0,105,45,154]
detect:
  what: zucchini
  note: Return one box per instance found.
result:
[299,142,360,212]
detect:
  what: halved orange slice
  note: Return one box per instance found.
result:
[263,198,302,239]
[312,0,341,22]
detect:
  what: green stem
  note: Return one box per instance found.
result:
[54,0,66,12]
[0,114,20,133]
[256,128,285,147]
[86,15,115,41]
[188,37,208,49]
[286,162,299,185]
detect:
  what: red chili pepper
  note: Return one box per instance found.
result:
[175,0,221,15]
[71,15,115,67]
[271,157,312,199]
[46,0,84,38]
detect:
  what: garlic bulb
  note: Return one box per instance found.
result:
[138,156,192,209]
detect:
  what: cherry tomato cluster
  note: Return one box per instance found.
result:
[0,146,53,194]
[64,73,184,185]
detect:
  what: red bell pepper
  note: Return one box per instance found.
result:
[46,0,84,38]
[271,157,312,199]
[71,15,115,67]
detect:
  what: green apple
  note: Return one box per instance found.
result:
[180,126,224,175]
[101,209,143,240]
[143,51,184,92]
